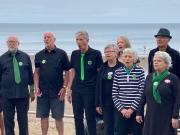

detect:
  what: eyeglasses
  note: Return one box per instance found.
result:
[104,51,115,54]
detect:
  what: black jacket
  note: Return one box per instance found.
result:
[148,46,180,79]
[0,50,33,99]
[95,60,123,107]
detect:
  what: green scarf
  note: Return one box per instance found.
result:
[152,69,169,104]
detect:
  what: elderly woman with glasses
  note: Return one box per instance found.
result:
[112,48,145,135]
[95,44,123,135]
[136,51,180,135]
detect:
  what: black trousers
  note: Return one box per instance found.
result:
[102,105,115,135]
[72,92,96,135]
[115,108,143,135]
[3,98,29,135]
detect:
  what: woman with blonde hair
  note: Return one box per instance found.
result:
[117,36,131,62]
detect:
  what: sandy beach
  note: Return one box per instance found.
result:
[15,99,75,135]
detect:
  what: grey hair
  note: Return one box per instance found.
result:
[76,31,89,41]
[123,48,138,63]
[104,44,120,56]
[44,32,56,38]
[154,51,172,69]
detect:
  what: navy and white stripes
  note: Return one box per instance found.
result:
[112,65,145,111]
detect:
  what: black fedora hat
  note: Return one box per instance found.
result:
[154,28,172,39]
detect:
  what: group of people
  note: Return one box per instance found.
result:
[0,28,179,135]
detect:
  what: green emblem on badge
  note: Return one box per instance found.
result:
[153,82,158,86]
[132,74,136,80]
[88,60,92,65]
[107,72,113,80]
[19,62,23,66]
[42,60,46,64]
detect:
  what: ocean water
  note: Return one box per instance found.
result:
[0,23,179,55]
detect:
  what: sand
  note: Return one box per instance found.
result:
[14,99,75,135]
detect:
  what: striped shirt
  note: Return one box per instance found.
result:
[112,65,145,111]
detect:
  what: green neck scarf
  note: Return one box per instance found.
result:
[152,69,169,104]
[125,64,135,75]
[80,53,85,81]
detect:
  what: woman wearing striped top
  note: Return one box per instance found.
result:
[112,48,145,135]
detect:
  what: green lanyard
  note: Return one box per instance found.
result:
[80,53,85,81]
[124,64,135,82]
[12,54,21,84]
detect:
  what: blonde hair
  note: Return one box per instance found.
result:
[117,36,131,48]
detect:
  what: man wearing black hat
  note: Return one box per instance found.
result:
[148,28,180,79]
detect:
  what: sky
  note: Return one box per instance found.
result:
[0,0,180,23]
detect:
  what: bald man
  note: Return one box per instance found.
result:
[0,36,34,135]
[34,32,71,135]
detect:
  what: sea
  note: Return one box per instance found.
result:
[0,23,179,56]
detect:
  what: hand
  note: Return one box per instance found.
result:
[125,108,133,118]
[172,118,179,129]
[136,116,143,124]
[66,90,72,103]
[58,88,66,101]
[96,107,102,115]
[120,109,128,117]
[29,85,35,102]
[35,87,42,97]
[30,93,35,102]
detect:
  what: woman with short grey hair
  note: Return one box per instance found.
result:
[153,51,172,69]
[136,51,180,135]
[96,43,123,135]
[123,48,138,63]
[112,48,145,135]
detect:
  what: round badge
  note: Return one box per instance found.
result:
[88,60,92,65]
[107,72,113,80]
[153,82,158,86]
[42,60,46,64]
[19,62,23,66]
[132,74,136,80]
[164,79,171,84]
